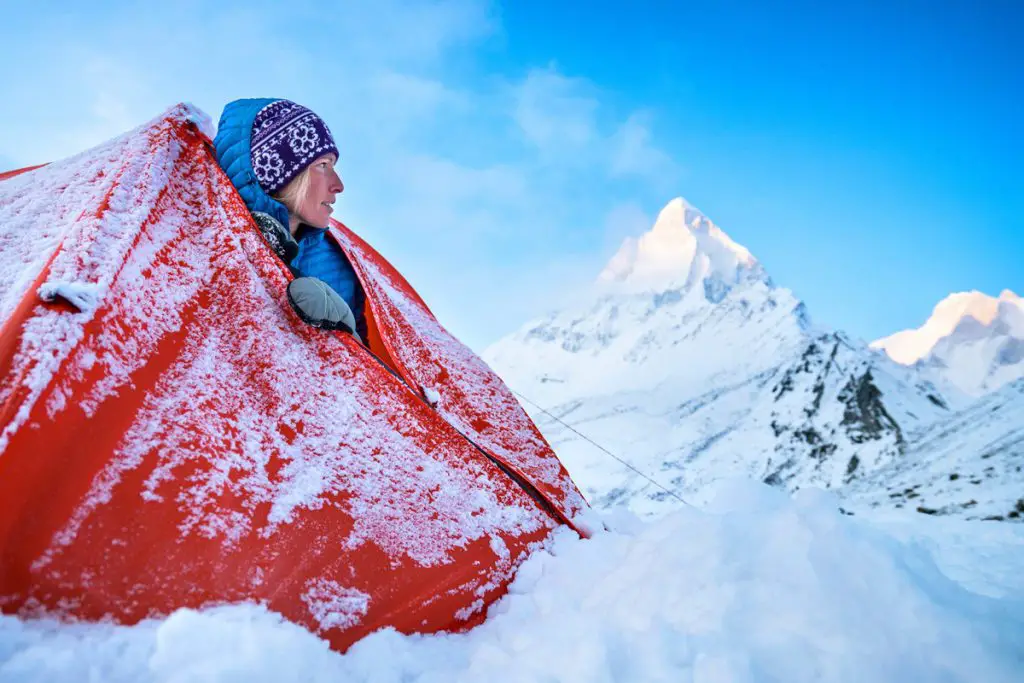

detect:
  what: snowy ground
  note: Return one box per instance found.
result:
[2,479,1022,683]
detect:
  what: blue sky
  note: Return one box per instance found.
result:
[1,0,1020,351]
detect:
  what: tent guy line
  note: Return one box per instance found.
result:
[509,388,693,507]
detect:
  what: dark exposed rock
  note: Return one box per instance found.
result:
[810,443,838,461]
[773,374,794,401]
[806,380,826,418]
[838,370,904,448]
[795,428,821,445]
[846,455,860,477]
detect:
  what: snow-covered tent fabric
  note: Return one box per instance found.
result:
[0,104,588,652]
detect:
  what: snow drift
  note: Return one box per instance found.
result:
[1,480,1022,683]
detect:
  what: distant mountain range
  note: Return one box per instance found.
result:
[483,198,1022,521]
[872,289,1024,396]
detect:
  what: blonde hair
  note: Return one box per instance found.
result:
[272,167,312,217]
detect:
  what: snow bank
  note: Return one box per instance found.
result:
[2,480,1022,683]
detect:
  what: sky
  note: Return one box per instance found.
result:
[0,0,1020,351]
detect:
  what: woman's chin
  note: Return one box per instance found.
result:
[302,212,331,229]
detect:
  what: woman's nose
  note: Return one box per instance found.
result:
[329,168,344,194]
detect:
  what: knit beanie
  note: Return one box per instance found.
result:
[250,100,339,195]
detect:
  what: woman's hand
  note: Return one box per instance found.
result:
[286,276,362,344]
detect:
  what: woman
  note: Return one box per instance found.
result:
[213,98,366,341]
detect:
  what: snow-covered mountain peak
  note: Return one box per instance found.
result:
[872,289,1024,396]
[652,196,705,231]
[878,290,1023,362]
[598,197,762,294]
[482,197,1024,523]
[936,290,1002,328]
[486,198,809,402]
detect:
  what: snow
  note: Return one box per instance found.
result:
[0,104,573,638]
[0,104,191,453]
[872,289,1024,395]
[2,480,1022,682]
[0,103,556,565]
[874,291,1006,365]
[846,378,1024,521]
[300,580,370,632]
[10,103,546,564]
[332,224,588,525]
[484,198,969,518]
[36,282,102,313]
[180,102,215,139]
[3,109,1020,681]
[598,197,762,293]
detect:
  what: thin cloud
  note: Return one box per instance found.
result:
[0,0,680,349]
[609,112,681,187]
[514,66,599,152]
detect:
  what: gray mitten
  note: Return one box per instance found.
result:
[287,277,362,343]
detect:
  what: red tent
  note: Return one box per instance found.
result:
[0,104,588,651]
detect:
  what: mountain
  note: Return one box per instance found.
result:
[597,197,763,293]
[872,290,1024,396]
[484,198,966,517]
[846,378,1024,521]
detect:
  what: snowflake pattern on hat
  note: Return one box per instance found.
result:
[289,122,319,156]
[250,100,339,195]
[253,149,285,186]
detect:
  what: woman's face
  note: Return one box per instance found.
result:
[296,154,344,228]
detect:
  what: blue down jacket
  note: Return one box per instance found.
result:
[212,98,365,335]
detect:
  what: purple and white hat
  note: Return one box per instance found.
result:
[250,100,339,195]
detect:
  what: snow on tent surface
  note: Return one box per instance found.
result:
[0,104,588,652]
